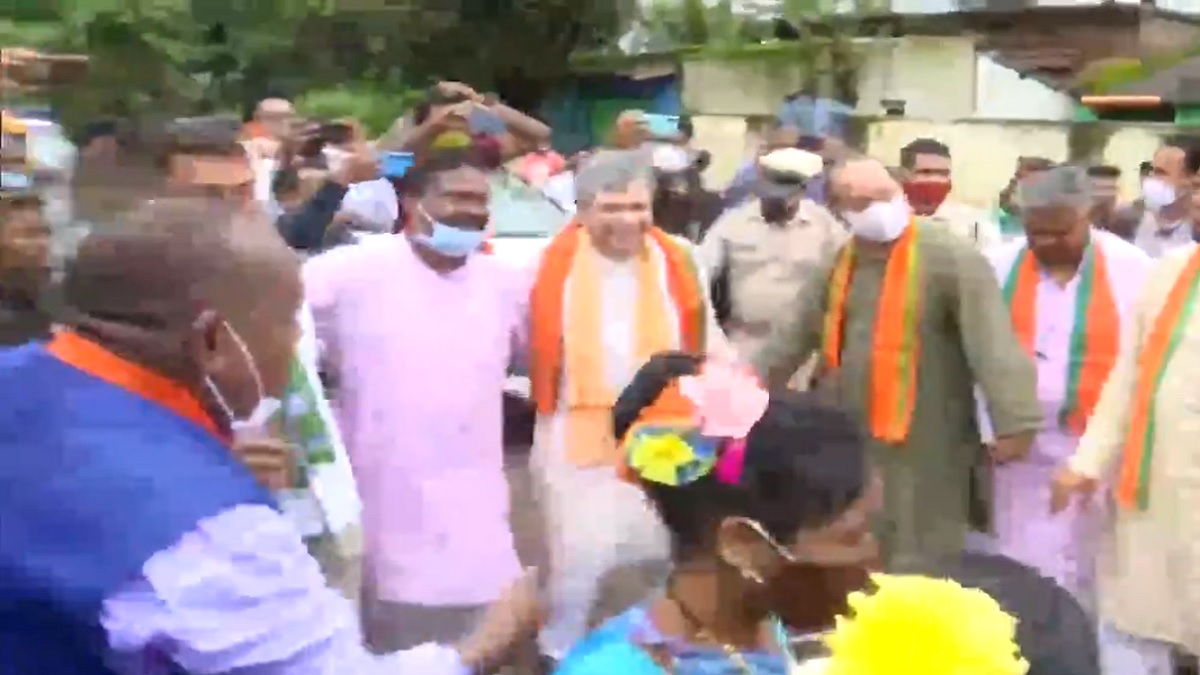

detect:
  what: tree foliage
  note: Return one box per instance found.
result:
[635,0,871,102]
[3,0,627,133]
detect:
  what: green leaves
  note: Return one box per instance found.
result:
[8,0,625,133]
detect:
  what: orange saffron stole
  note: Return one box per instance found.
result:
[528,223,707,416]
[1002,242,1119,435]
[1117,248,1200,510]
[821,222,922,445]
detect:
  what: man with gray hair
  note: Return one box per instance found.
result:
[976,165,1150,614]
[525,148,729,665]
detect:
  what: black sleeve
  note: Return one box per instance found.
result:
[276,181,348,251]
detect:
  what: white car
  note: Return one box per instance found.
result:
[486,170,571,269]
[486,171,573,403]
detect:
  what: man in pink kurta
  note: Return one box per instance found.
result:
[978,167,1151,608]
[304,152,524,651]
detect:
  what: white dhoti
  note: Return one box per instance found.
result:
[524,230,725,658]
[532,419,670,659]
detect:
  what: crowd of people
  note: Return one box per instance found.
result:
[4,45,1200,675]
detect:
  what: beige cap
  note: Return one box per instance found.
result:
[755,148,824,199]
[759,147,824,180]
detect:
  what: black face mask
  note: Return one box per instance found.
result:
[760,198,793,223]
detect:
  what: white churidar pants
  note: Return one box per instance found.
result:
[532,432,670,659]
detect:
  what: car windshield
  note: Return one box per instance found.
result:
[488,171,571,238]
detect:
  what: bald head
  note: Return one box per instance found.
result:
[65,198,297,328]
[827,157,914,243]
[256,98,293,117]
[254,98,294,140]
[64,197,302,415]
[830,157,900,210]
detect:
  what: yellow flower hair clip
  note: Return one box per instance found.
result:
[619,380,715,486]
[627,431,707,486]
[618,362,769,487]
[822,574,1029,675]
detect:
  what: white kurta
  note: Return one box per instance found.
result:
[1069,243,1200,656]
[924,200,1001,251]
[530,235,727,658]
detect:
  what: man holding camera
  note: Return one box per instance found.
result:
[378,81,550,165]
[274,139,383,252]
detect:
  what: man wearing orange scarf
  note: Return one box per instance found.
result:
[1051,181,1200,675]
[752,157,1041,569]
[975,167,1151,610]
[526,149,728,663]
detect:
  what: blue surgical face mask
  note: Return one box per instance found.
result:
[414,205,486,258]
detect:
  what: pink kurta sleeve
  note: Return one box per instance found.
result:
[303,245,369,370]
[100,504,471,675]
[506,255,541,375]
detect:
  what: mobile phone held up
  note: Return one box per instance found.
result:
[643,113,680,139]
[296,122,354,159]
[381,152,415,179]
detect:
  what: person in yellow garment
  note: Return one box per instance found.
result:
[751,156,1041,568]
[1050,188,1200,675]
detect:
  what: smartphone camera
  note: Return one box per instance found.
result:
[296,122,354,159]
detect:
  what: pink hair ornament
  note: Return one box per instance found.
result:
[714,438,748,484]
[678,360,768,485]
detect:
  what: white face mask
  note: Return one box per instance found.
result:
[842,194,911,242]
[1141,177,1178,213]
[205,321,282,441]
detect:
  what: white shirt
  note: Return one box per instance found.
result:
[542,172,576,214]
[1133,211,1193,258]
[340,178,399,230]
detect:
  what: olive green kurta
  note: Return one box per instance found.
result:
[752,225,1041,567]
